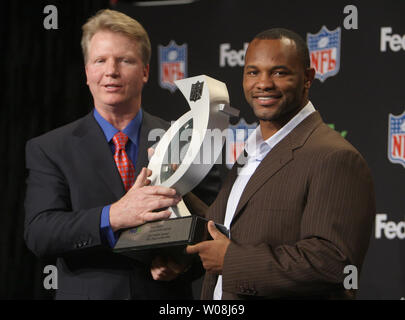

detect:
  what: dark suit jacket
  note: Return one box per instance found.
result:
[24,110,201,300]
[201,111,376,300]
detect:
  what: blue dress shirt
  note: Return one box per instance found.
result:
[93,108,143,248]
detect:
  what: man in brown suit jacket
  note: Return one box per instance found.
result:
[186,28,375,299]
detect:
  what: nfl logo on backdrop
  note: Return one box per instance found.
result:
[307,26,341,82]
[388,110,405,168]
[158,40,187,92]
[226,119,257,169]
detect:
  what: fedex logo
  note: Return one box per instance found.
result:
[219,43,249,67]
[380,27,405,52]
[375,214,405,240]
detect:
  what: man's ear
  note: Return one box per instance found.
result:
[85,64,89,86]
[143,64,150,84]
[304,67,316,89]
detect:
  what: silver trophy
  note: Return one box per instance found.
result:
[114,75,238,257]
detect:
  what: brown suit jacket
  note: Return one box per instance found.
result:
[201,111,375,300]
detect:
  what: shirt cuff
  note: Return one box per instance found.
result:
[100,205,120,248]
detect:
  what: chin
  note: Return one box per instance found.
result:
[257,115,279,122]
[100,97,126,107]
[253,107,278,121]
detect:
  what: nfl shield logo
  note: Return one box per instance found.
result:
[226,119,257,169]
[307,26,341,82]
[158,40,187,92]
[388,110,405,168]
[190,81,204,102]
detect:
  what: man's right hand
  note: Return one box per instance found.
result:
[109,167,180,232]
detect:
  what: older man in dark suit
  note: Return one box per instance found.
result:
[187,28,375,300]
[24,9,204,300]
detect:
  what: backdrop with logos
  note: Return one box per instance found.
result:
[2,0,403,300]
[114,0,405,299]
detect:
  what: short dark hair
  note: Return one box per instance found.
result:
[253,28,310,69]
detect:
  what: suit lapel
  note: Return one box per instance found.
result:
[231,138,293,221]
[231,111,323,223]
[212,165,239,224]
[134,111,169,177]
[134,111,152,177]
[73,112,125,199]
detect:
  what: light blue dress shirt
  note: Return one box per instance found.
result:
[93,108,143,248]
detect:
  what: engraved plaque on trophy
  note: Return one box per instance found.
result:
[113,75,238,258]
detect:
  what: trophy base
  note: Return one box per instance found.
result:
[113,215,228,263]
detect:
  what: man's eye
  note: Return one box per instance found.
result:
[95,59,105,63]
[247,70,257,75]
[274,71,287,76]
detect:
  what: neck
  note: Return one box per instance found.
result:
[259,121,282,141]
[95,102,140,131]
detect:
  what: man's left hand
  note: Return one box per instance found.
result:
[186,221,231,274]
[151,256,189,281]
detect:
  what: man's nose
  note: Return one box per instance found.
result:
[256,74,275,90]
[105,60,119,77]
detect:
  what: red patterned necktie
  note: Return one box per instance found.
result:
[112,132,135,192]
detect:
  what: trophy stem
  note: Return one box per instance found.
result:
[169,199,192,218]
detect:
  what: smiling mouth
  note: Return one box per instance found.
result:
[254,95,281,105]
[103,84,123,92]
